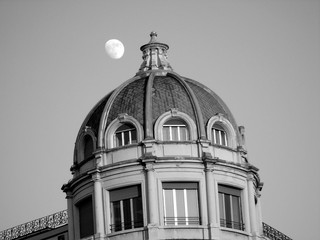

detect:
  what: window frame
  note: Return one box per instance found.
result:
[212,124,228,146]
[109,185,144,233]
[104,114,143,149]
[218,184,244,231]
[113,123,138,147]
[206,115,237,149]
[154,109,197,141]
[162,119,189,141]
[162,182,200,226]
[76,196,95,238]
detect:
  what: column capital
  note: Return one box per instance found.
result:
[65,191,73,199]
[144,162,155,172]
[204,165,214,173]
[247,175,254,182]
[89,169,101,181]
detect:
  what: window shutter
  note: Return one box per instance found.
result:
[110,185,141,202]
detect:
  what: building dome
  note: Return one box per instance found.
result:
[73,32,245,170]
[63,32,263,240]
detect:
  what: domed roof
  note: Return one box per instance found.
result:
[77,32,240,146]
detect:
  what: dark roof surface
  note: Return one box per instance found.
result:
[79,74,238,141]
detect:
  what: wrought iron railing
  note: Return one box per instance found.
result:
[0,210,68,240]
[263,222,292,240]
[220,218,245,231]
[110,220,144,232]
[164,216,200,226]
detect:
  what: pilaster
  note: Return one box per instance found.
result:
[143,160,159,226]
[92,171,106,240]
[204,159,220,240]
[66,192,75,240]
[247,174,258,238]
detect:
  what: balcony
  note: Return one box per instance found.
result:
[0,210,67,240]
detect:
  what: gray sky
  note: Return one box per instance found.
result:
[0,1,319,239]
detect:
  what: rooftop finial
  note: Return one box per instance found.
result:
[137,32,173,73]
[149,31,158,43]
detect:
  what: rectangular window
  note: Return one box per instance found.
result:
[110,185,143,232]
[163,125,188,141]
[78,197,94,238]
[218,185,244,230]
[162,182,200,226]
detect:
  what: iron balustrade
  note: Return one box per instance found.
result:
[0,211,293,240]
[110,220,143,232]
[263,222,292,240]
[220,218,245,231]
[164,216,200,226]
[0,210,67,240]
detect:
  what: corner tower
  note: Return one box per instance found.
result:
[62,32,264,240]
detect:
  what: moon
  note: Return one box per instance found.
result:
[105,39,125,59]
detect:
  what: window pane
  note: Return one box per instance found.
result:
[180,127,188,141]
[112,201,122,232]
[133,196,143,228]
[163,126,170,141]
[131,129,137,143]
[164,119,185,125]
[224,194,232,228]
[215,130,221,144]
[115,132,122,147]
[176,189,186,224]
[187,189,199,224]
[78,197,94,238]
[171,127,179,141]
[123,199,132,230]
[232,196,241,229]
[221,131,226,146]
[163,189,174,225]
[212,129,216,144]
[116,124,133,132]
[219,193,225,222]
[123,131,130,145]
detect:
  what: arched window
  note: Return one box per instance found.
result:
[207,115,237,148]
[114,123,137,147]
[163,119,189,141]
[212,123,228,146]
[83,135,94,159]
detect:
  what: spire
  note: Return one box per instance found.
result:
[138,32,173,73]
